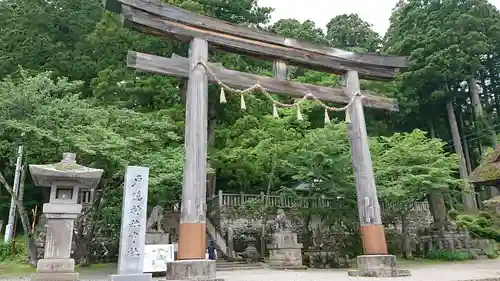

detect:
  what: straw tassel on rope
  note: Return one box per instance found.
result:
[219,87,227,103]
[197,60,358,125]
[324,108,331,124]
[296,104,303,121]
[345,109,351,124]
[240,93,247,110]
[272,103,279,118]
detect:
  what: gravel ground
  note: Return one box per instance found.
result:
[2,260,500,281]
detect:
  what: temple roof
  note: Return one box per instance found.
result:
[469,148,500,184]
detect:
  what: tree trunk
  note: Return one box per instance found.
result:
[74,181,109,266]
[428,191,447,229]
[428,118,436,138]
[401,214,413,259]
[459,111,473,173]
[301,212,313,250]
[74,216,91,266]
[469,78,498,148]
[20,166,38,266]
[446,101,477,212]
[0,166,38,266]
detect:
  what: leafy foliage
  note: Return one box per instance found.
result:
[326,14,382,52]
[0,242,27,262]
[372,129,462,216]
[425,249,473,261]
[456,212,500,242]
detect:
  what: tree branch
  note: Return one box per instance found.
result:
[0,171,23,210]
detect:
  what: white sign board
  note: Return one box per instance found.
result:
[143,244,175,273]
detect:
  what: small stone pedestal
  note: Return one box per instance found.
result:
[268,231,307,270]
[348,255,411,277]
[146,231,170,245]
[166,260,224,281]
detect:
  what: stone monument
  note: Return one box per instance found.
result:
[145,205,169,245]
[267,209,306,270]
[110,166,152,281]
[29,153,104,281]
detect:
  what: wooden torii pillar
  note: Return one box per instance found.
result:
[105,0,410,278]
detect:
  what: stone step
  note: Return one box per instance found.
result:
[216,261,265,271]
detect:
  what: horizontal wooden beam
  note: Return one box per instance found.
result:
[105,0,408,69]
[118,6,398,80]
[127,51,399,112]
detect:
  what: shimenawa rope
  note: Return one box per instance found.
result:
[196,61,363,124]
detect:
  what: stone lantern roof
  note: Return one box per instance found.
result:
[29,153,104,189]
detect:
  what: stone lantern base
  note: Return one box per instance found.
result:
[31,257,79,281]
[31,273,79,281]
[32,261,78,281]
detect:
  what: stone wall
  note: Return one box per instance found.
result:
[204,202,433,257]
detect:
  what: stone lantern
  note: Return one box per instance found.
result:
[30,153,104,281]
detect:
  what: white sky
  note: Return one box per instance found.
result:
[258,0,500,36]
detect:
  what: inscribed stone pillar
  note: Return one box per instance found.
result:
[110,166,152,281]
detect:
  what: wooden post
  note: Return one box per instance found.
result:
[344,70,388,255]
[177,38,209,260]
[227,226,234,260]
[218,190,223,207]
[273,60,287,79]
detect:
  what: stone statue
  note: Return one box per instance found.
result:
[274,209,292,232]
[146,205,164,232]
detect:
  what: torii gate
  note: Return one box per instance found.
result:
[105,0,410,278]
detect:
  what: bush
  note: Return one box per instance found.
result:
[485,249,499,259]
[425,249,473,261]
[456,213,500,242]
[448,209,459,220]
[0,242,28,262]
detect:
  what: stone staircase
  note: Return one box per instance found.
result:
[216,259,265,271]
[206,217,228,257]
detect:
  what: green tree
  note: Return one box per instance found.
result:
[384,0,500,212]
[372,129,462,258]
[0,70,185,264]
[283,122,356,249]
[326,14,382,52]
[269,19,326,44]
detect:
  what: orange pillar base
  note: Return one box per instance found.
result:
[177,223,206,260]
[360,224,388,255]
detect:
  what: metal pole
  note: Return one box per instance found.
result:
[4,143,24,243]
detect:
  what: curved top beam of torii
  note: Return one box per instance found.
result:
[104,0,408,80]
